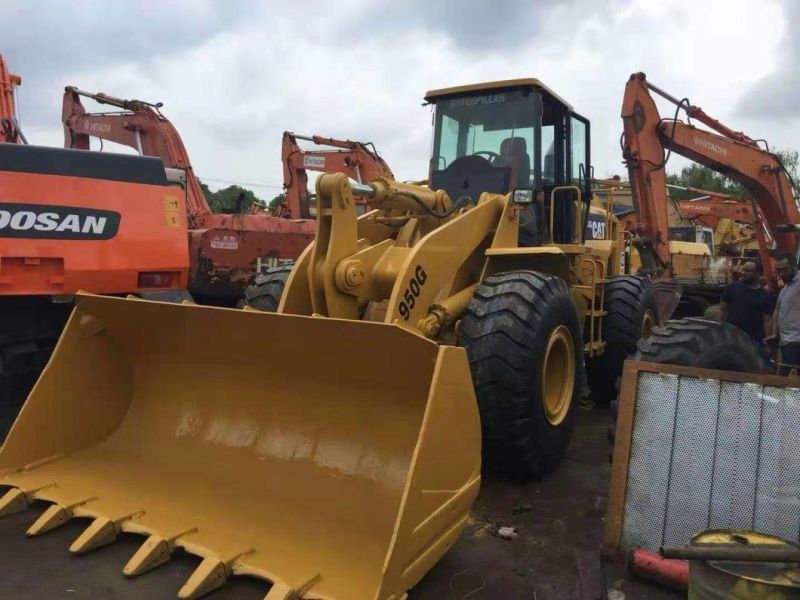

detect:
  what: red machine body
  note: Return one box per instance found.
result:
[62,88,314,301]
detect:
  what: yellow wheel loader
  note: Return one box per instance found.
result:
[0,79,656,600]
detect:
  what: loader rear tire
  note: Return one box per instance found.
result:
[244,265,293,312]
[587,275,657,407]
[459,270,583,479]
[634,317,767,372]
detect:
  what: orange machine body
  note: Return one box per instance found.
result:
[0,144,188,296]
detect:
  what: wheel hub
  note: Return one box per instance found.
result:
[542,325,574,426]
[641,309,655,340]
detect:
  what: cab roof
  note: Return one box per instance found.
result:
[424,78,573,111]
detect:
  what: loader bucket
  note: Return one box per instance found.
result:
[0,294,481,600]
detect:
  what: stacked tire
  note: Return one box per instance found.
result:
[634,317,766,372]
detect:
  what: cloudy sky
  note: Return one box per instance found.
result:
[2,0,797,196]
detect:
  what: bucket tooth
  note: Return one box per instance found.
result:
[177,557,227,600]
[264,582,296,600]
[0,488,29,516]
[26,504,71,536]
[69,517,117,554]
[123,535,172,577]
[258,573,320,600]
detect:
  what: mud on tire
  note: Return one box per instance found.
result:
[459,270,583,479]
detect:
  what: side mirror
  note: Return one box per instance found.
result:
[513,188,534,204]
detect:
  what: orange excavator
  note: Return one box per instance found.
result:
[672,185,755,225]
[0,57,190,435]
[279,131,394,219]
[621,72,800,311]
[242,132,395,310]
[672,185,764,257]
[62,87,316,303]
[0,57,24,144]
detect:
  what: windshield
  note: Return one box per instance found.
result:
[431,90,538,177]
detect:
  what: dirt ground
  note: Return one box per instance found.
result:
[0,408,682,599]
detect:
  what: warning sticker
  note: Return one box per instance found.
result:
[163,195,181,228]
[303,156,326,169]
[210,235,239,250]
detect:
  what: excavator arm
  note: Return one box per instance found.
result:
[62,87,211,223]
[0,55,24,144]
[622,72,800,281]
[676,198,754,223]
[281,131,394,218]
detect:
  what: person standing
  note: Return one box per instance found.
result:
[765,253,800,374]
[719,260,774,348]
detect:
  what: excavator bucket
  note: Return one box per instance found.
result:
[0,294,481,600]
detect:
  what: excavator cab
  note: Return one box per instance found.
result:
[426,79,592,244]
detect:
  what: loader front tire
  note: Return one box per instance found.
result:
[244,265,293,312]
[634,317,766,372]
[587,275,657,407]
[459,270,583,479]
[0,299,70,440]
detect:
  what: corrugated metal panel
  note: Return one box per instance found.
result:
[621,372,800,551]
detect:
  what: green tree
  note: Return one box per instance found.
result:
[775,149,800,194]
[196,182,266,213]
[665,164,744,200]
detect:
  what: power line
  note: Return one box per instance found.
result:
[197,175,284,190]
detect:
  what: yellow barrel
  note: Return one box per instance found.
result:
[0,293,481,600]
[689,530,800,600]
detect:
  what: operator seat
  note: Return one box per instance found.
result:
[498,137,531,190]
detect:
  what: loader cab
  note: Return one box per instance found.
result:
[425,78,591,245]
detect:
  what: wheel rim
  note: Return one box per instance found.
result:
[641,309,655,340]
[542,325,575,426]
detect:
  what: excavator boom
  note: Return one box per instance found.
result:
[0,55,24,144]
[62,87,211,221]
[62,87,315,300]
[281,131,394,219]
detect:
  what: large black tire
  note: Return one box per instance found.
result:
[634,317,767,372]
[459,270,583,479]
[0,299,71,440]
[587,275,657,407]
[243,266,293,312]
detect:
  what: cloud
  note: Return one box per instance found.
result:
[736,0,800,120]
[349,0,606,51]
[2,0,796,196]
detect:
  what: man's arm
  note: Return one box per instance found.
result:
[765,294,781,344]
[719,285,731,321]
[764,313,774,339]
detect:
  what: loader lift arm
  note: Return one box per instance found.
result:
[281,131,394,219]
[621,72,800,281]
[62,87,211,225]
